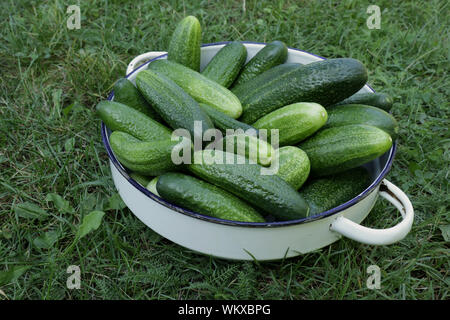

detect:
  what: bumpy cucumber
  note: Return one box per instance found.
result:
[232,62,301,101]
[148,59,242,119]
[332,92,393,111]
[168,16,201,71]
[136,70,214,141]
[324,104,398,138]
[188,150,310,221]
[236,58,368,123]
[113,78,161,121]
[232,40,288,88]
[199,103,257,134]
[201,41,247,88]
[299,124,392,176]
[276,146,310,190]
[96,100,172,141]
[252,102,328,146]
[109,131,180,176]
[300,167,371,215]
[156,172,265,223]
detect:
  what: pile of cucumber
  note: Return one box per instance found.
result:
[96,16,398,223]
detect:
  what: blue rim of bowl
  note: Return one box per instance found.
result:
[101,41,397,228]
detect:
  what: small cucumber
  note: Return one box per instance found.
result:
[109,131,180,176]
[299,125,392,176]
[232,40,288,88]
[252,102,328,146]
[156,172,265,223]
[201,41,247,88]
[96,100,172,141]
[148,59,242,119]
[113,78,162,121]
[208,133,274,167]
[276,146,310,190]
[188,150,310,221]
[168,16,201,71]
[300,167,371,215]
[146,177,159,196]
[129,172,152,187]
[324,104,398,138]
[199,103,257,134]
[332,92,393,111]
[236,58,368,123]
[136,70,214,141]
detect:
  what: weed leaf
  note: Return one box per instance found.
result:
[45,193,74,214]
[0,266,31,286]
[14,202,48,220]
[76,211,105,240]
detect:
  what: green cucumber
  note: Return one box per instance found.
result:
[129,172,152,187]
[232,40,288,88]
[188,150,310,221]
[168,16,201,71]
[201,41,247,88]
[113,78,162,121]
[148,59,242,119]
[300,167,371,215]
[252,102,328,146]
[299,124,392,176]
[136,70,214,141]
[209,133,274,167]
[96,100,172,141]
[232,62,301,101]
[109,131,180,176]
[332,92,393,111]
[324,104,398,138]
[156,172,265,223]
[236,58,368,123]
[199,103,257,134]
[276,146,310,190]
[146,177,159,196]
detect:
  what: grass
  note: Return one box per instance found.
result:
[0,0,448,300]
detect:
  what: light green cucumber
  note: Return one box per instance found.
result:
[252,102,328,146]
[275,146,310,190]
[109,131,182,176]
[96,100,172,141]
[148,59,242,119]
[146,177,160,196]
[129,172,152,187]
[168,16,201,71]
[331,92,393,111]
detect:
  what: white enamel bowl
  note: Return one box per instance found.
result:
[101,42,414,261]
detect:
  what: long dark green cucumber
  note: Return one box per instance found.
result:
[232,40,288,88]
[96,100,172,141]
[168,16,201,71]
[199,103,256,134]
[109,131,179,176]
[237,58,368,123]
[299,124,392,176]
[300,167,371,215]
[148,59,242,119]
[324,104,398,138]
[331,92,393,111]
[113,78,162,121]
[188,150,310,221]
[156,172,265,223]
[136,70,214,141]
[201,41,247,88]
[129,172,152,187]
